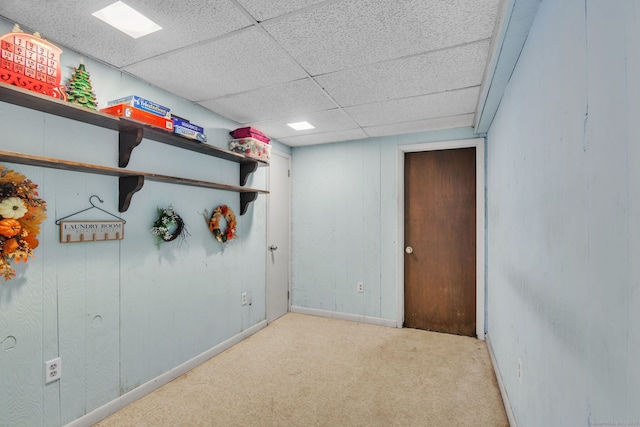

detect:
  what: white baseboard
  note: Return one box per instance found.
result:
[290,306,398,328]
[65,320,268,427]
[485,334,517,427]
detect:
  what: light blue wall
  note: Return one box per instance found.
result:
[291,128,476,322]
[0,17,268,426]
[486,0,639,425]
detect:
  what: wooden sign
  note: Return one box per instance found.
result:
[59,221,124,243]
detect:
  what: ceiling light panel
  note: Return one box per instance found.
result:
[251,109,359,139]
[92,1,162,39]
[288,121,315,130]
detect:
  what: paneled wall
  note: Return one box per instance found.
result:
[0,17,271,426]
[486,0,640,425]
[291,128,476,323]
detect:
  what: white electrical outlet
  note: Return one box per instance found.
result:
[517,358,522,383]
[357,282,364,293]
[45,357,61,384]
[241,292,247,305]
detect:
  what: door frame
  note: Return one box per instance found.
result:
[266,149,292,323]
[396,138,485,339]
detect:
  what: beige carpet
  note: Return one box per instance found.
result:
[94,313,508,426]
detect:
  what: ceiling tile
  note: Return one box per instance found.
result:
[0,0,252,68]
[199,78,336,123]
[249,108,360,139]
[279,128,369,147]
[123,27,308,101]
[236,0,327,21]
[316,40,491,107]
[262,0,501,75]
[364,114,475,138]
[345,86,480,127]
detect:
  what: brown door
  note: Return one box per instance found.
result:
[404,148,476,336]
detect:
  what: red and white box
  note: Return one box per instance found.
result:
[101,104,173,132]
[230,127,270,144]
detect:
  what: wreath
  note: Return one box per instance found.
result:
[0,165,47,281]
[205,205,237,243]
[150,205,188,248]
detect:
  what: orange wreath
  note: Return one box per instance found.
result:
[206,205,236,243]
[0,165,47,280]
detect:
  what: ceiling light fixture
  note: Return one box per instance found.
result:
[287,121,315,131]
[92,1,162,39]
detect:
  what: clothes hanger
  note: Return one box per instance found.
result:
[55,195,125,224]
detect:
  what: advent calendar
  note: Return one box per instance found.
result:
[0,25,66,100]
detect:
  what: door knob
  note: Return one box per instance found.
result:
[405,246,413,254]
[269,245,278,251]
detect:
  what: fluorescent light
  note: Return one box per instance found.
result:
[287,121,315,130]
[92,1,162,39]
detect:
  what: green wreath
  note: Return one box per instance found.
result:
[150,205,187,248]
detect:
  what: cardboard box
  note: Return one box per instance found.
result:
[101,104,173,132]
[171,116,207,142]
[172,116,204,133]
[174,125,207,142]
[229,137,271,162]
[107,95,170,118]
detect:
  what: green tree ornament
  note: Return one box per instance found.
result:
[66,63,98,109]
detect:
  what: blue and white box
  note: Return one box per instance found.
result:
[107,95,171,118]
[172,116,207,142]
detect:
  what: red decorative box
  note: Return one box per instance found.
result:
[0,27,66,100]
[101,104,173,132]
[230,127,270,144]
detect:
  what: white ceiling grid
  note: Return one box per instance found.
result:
[0,0,502,146]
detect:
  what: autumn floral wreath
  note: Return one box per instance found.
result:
[0,165,47,281]
[150,205,187,248]
[204,205,237,243]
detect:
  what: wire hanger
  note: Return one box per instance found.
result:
[55,195,126,225]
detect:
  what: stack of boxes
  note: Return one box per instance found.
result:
[229,127,271,162]
[100,96,272,162]
[101,95,173,132]
[101,95,207,142]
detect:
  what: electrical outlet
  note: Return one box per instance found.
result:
[517,358,522,383]
[357,282,364,293]
[45,357,61,384]
[241,292,247,306]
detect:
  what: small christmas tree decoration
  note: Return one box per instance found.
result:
[66,63,97,109]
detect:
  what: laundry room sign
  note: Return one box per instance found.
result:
[59,221,124,243]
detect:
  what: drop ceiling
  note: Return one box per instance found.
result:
[0,0,505,147]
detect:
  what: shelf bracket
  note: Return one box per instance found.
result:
[119,176,144,212]
[119,127,144,167]
[239,192,258,216]
[239,161,258,186]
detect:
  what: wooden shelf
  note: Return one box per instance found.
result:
[0,81,122,130]
[117,120,264,186]
[0,150,268,215]
[0,82,267,187]
[0,83,270,214]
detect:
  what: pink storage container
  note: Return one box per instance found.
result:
[230,127,270,143]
